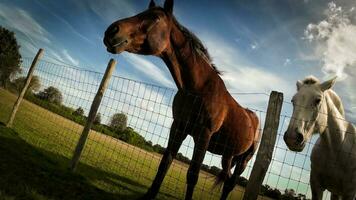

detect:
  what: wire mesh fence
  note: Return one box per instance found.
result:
[0,56,355,200]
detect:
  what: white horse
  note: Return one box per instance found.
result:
[283,76,356,200]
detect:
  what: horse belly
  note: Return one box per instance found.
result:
[207,130,252,156]
[207,132,228,155]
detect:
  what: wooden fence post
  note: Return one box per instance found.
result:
[243,91,283,200]
[7,48,44,128]
[70,58,117,172]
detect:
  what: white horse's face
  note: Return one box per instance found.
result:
[284,76,336,152]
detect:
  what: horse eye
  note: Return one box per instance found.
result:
[141,16,160,32]
[314,98,321,106]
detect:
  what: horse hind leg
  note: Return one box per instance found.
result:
[214,155,233,187]
[220,147,255,200]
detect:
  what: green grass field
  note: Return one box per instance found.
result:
[0,88,262,200]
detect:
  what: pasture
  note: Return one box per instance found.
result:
[0,88,265,199]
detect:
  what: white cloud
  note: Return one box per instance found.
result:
[62,49,79,66]
[304,1,356,79]
[122,53,175,88]
[322,25,356,79]
[0,3,50,44]
[303,1,356,122]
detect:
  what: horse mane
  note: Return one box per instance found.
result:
[171,16,221,74]
[326,90,345,117]
[302,75,320,85]
[301,75,345,117]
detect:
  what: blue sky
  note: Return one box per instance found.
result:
[0,0,355,122]
[1,0,355,196]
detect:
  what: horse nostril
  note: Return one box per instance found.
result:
[296,132,304,144]
[106,25,119,37]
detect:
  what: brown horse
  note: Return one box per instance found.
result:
[103,0,260,199]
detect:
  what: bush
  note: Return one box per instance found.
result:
[176,153,190,164]
[93,113,101,125]
[37,86,63,105]
[12,75,41,94]
[153,144,165,154]
[110,113,127,132]
[209,166,221,176]
[236,176,248,187]
[73,107,84,116]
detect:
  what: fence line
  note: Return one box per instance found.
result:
[1,54,355,199]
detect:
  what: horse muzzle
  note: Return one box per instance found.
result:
[283,131,306,152]
[103,36,128,54]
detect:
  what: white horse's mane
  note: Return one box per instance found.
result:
[301,75,319,85]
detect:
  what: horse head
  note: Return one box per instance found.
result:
[284,76,337,152]
[103,0,174,56]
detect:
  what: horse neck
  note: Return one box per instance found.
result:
[326,89,345,117]
[160,20,220,92]
[318,93,348,149]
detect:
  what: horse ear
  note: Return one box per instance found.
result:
[149,0,156,8]
[297,80,303,91]
[164,0,174,14]
[320,76,337,91]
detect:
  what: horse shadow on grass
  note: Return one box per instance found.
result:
[0,123,177,200]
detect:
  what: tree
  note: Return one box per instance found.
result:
[284,188,296,197]
[110,113,127,132]
[281,189,296,200]
[73,107,84,116]
[37,86,63,105]
[153,144,165,154]
[0,26,22,88]
[209,166,221,176]
[12,75,41,94]
[94,113,101,125]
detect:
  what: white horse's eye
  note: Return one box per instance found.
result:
[314,98,321,106]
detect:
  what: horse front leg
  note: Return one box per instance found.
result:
[142,121,187,200]
[310,171,324,200]
[185,128,211,200]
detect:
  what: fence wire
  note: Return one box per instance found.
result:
[0,56,354,200]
